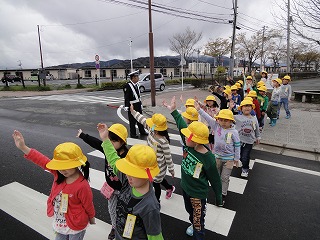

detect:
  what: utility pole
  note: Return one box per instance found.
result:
[260,26,266,72]
[129,38,133,72]
[197,49,200,76]
[286,0,291,73]
[37,25,45,86]
[148,0,155,106]
[229,0,238,79]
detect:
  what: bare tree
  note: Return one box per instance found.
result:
[203,38,231,66]
[169,27,202,62]
[275,0,320,45]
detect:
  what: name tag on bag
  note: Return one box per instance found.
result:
[59,193,68,213]
[226,132,232,144]
[193,163,203,179]
[100,182,114,199]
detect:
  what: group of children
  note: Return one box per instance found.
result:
[11,72,292,240]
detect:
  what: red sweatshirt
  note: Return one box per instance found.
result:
[24,149,95,231]
[253,98,261,119]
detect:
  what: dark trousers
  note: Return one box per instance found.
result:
[153,178,173,202]
[183,190,206,240]
[240,143,253,171]
[128,103,145,136]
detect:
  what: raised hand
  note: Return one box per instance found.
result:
[194,100,201,111]
[162,96,176,111]
[130,104,134,113]
[97,123,109,141]
[76,129,82,138]
[12,130,30,154]
[179,95,184,104]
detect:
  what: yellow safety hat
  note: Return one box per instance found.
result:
[223,88,231,96]
[244,96,253,102]
[214,109,235,122]
[246,76,253,80]
[273,78,282,85]
[185,98,195,107]
[237,80,244,86]
[146,113,168,131]
[231,85,238,91]
[257,80,265,87]
[205,95,216,102]
[261,70,268,75]
[46,142,87,170]
[235,82,241,88]
[257,85,268,92]
[182,107,199,121]
[116,144,160,179]
[109,123,128,143]
[283,75,291,81]
[224,85,231,90]
[247,90,257,98]
[238,99,255,110]
[181,121,209,145]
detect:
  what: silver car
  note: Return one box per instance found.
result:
[138,73,165,93]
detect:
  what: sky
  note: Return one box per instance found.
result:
[0,0,283,69]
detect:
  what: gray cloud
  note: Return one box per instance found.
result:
[0,0,279,69]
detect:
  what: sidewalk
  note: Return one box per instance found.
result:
[142,88,320,161]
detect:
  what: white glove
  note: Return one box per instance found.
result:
[123,107,129,112]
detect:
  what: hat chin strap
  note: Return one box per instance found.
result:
[146,168,153,182]
[187,133,194,142]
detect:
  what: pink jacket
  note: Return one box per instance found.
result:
[25,149,95,231]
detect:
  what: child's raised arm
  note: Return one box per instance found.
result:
[162,96,176,112]
[12,130,31,155]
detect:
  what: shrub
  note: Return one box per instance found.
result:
[100,81,127,90]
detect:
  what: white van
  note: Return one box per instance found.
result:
[138,73,165,93]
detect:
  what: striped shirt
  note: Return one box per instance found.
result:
[132,111,175,183]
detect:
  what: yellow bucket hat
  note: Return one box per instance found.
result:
[223,88,231,95]
[116,144,160,180]
[185,98,195,107]
[109,123,128,143]
[224,85,231,90]
[273,78,282,85]
[237,80,244,86]
[46,142,87,170]
[205,95,216,102]
[181,121,209,144]
[235,82,241,89]
[214,109,235,122]
[256,80,265,87]
[146,113,168,131]
[257,85,268,92]
[231,85,238,91]
[182,107,199,121]
[244,96,253,102]
[247,90,257,98]
[246,76,253,80]
[238,99,255,110]
[283,75,291,81]
[261,70,268,74]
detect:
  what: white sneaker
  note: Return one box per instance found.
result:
[241,170,248,178]
[186,225,193,236]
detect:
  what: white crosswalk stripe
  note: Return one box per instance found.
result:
[18,94,124,105]
[0,132,257,238]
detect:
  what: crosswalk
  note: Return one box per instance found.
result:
[0,133,256,239]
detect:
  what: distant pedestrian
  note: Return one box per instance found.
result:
[130,105,175,202]
[12,130,95,240]
[98,123,164,240]
[267,78,282,127]
[278,75,292,119]
[123,70,148,138]
[77,124,128,240]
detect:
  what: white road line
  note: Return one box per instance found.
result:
[87,149,249,195]
[89,168,235,236]
[255,159,320,176]
[0,182,111,240]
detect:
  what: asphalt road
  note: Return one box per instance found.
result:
[0,89,320,240]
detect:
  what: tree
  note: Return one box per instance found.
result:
[169,27,202,62]
[203,38,231,66]
[265,37,286,72]
[276,0,320,45]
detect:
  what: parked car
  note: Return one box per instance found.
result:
[1,75,22,83]
[138,73,165,93]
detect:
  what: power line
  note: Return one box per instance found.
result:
[196,0,231,10]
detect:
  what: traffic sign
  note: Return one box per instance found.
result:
[95,54,99,61]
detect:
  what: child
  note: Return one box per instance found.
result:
[130,105,175,202]
[77,123,128,240]
[256,85,269,130]
[267,78,282,127]
[246,90,261,120]
[181,106,199,124]
[164,96,222,239]
[278,75,292,119]
[231,85,242,115]
[211,87,231,110]
[194,101,240,205]
[12,130,95,240]
[233,100,261,178]
[98,124,164,240]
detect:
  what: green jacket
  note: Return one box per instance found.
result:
[171,110,222,205]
